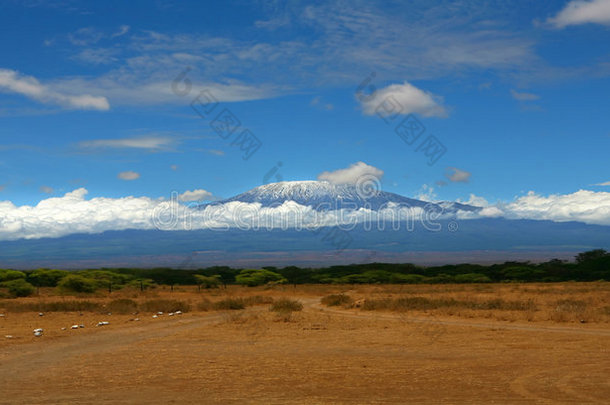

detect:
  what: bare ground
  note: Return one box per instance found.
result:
[0,285,609,404]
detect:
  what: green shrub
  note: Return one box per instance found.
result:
[0,269,26,282]
[126,278,157,290]
[321,294,353,306]
[270,298,303,312]
[235,269,287,287]
[194,275,221,289]
[58,275,98,293]
[454,273,492,283]
[27,269,69,287]
[2,279,36,297]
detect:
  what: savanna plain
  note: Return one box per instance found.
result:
[1,283,609,404]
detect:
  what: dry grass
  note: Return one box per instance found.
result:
[1,282,608,324]
[341,281,609,323]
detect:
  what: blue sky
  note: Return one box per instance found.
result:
[1,0,609,213]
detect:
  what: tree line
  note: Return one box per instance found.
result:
[1,249,608,297]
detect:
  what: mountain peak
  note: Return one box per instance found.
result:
[211,180,479,212]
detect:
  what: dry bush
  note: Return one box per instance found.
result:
[0,300,102,313]
[270,298,303,313]
[321,294,353,307]
[197,298,213,311]
[362,296,537,312]
[242,295,274,305]
[106,299,138,314]
[140,299,190,313]
[213,298,246,310]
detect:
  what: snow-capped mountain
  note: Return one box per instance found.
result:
[208,180,479,212]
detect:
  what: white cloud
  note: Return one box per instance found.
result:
[117,171,140,181]
[414,184,437,202]
[0,189,450,240]
[510,89,540,101]
[359,82,447,118]
[0,69,110,110]
[459,189,610,225]
[0,189,157,240]
[500,190,610,225]
[457,194,490,207]
[39,186,54,194]
[547,0,610,28]
[68,27,105,46]
[79,136,176,151]
[206,149,225,156]
[445,167,471,183]
[0,188,609,241]
[178,189,213,202]
[111,25,130,38]
[317,162,384,185]
[594,181,610,186]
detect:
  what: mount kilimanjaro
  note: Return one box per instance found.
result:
[207,181,479,213]
[0,181,608,268]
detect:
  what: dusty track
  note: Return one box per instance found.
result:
[308,300,610,337]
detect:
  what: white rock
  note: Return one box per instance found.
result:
[157,312,163,315]
[175,311,182,315]
[71,325,79,329]
[38,313,44,317]
[79,325,85,328]
[97,321,109,326]
[152,315,158,318]
[5,335,13,339]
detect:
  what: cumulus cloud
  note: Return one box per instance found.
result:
[79,136,176,151]
[359,82,447,118]
[445,167,471,183]
[117,171,140,181]
[317,162,384,185]
[0,69,110,110]
[178,189,214,202]
[547,0,610,28]
[510,89,540,101]
[500,190,610,225]
[0,189,158,240]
